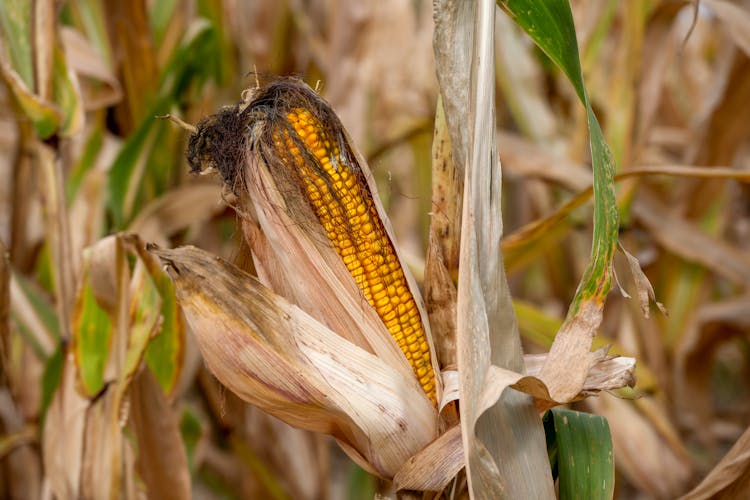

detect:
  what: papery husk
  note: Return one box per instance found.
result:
[150,245,437,478]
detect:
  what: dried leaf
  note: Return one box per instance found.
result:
[446,1,554,497]
[79,387,123,500]
[393,425,464,492]
[243,407,327,500]
[588,394,692,498]
[35,142,76,340]
[0,240,8,366]
[633,193,750,285]
[703,0,750,58]
[128,183,225,245]
[42,351,87,500]
[60,27,122,110]
[129,368,191,500]
[618,244,667,318]
[150,245,438,478]
[681,424,750,499]
[673,294,750,442]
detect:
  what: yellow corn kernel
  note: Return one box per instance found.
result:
[275,107,437,404]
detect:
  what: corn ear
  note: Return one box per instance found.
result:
[187,78,441,405]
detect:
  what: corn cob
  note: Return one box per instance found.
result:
[273,108,437,404]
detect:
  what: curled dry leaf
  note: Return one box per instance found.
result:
[618,244,667,319]
[477,347,636,417]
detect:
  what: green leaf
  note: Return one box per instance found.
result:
[72,270,113,397]
[0,60,61,138]
[0,0,34,87]
[123,264,163,384]
[137,244,185,395]
[40,341,64,424]
[347,465,376,500]
[11,273,60,359]
[52,44,84,136]
[498,0,619,312]
[66,127,104,202]
[548,408,615,500]
[149,0,180,47]
[542,410,559,480]
[66,0,112,66]
[179,408,203,473]
[143,282,183,394]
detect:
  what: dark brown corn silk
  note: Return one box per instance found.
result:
[187,78,437,404]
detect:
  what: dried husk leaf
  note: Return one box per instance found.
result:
[424,98,459,372]
[393,424,464,492]
[150,245,437,478]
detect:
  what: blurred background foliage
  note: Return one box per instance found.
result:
[1,0,750,498]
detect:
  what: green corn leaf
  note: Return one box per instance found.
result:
[71,268,113,397]
[545,408,615,500]
[123,263,163,384]
[52,44,84,136]
[142,268,184,395]
[11,272,61,360]
[0,0,34,87]
[498,0,618,313]
[40,341,64,424]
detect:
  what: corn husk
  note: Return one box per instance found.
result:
[150,244,436,478]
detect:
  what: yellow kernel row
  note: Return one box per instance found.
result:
[273,108,436,403]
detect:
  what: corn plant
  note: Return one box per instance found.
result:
[1,0,750,499]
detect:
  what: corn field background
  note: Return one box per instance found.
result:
[1,0,750,498]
